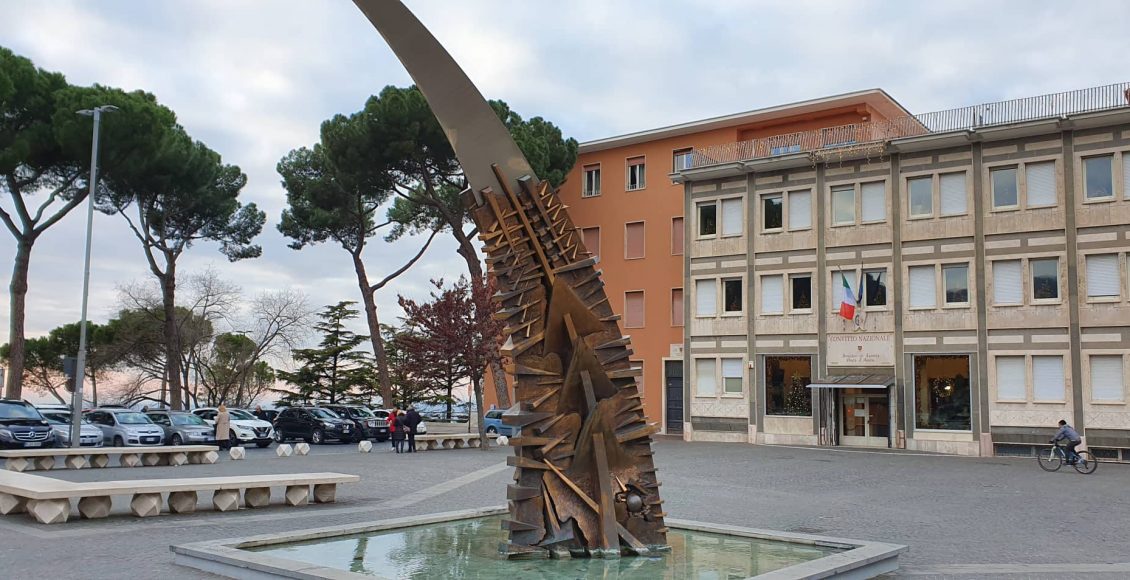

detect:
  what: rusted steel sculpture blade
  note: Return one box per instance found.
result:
[353,0,668,558]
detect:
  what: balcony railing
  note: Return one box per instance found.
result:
[690,82,1130,169]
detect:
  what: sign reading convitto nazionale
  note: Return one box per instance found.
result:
[827,333,895,367]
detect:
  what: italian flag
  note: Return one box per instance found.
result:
[839,273,860,321]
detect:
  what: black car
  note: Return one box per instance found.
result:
[273,407,352,445]
[323,404,388,442]
[0,399,56,449]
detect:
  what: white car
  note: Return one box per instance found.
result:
[192,407,274,448]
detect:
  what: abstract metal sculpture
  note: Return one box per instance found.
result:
[353,0,668,558]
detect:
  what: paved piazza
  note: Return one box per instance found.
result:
[1,440,1126,579]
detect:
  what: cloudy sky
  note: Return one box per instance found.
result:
[2,0,1128,358]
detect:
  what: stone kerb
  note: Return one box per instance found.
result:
[358,440,373,453]
[294,443,311,456]
[228,447,246,460]
[276,444,293,457]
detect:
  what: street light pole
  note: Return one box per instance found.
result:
[70,105,117,447]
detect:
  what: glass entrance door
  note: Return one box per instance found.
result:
[840,393,889,447]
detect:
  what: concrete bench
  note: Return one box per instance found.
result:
[0,470,359,524]
[415,433,497,451]
[0,446,221,472]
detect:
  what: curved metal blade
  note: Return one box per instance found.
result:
[352,0,538,195]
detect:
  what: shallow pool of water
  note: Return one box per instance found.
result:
[248,516,841,579]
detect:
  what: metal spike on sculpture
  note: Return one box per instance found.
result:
[353,0,668,559]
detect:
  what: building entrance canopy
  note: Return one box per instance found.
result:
[807,375,894,389]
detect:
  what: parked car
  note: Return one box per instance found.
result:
[145,410,215,446]
[40,411,104,447]
[191,407,274,448]
[483,409,517,437]
[273,407,353,444]
[0,399,57,449]
[323,404,388,442]
[86,408,165,447]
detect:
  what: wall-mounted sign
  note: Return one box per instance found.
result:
[827,333,894,367]
[670,344,684,358]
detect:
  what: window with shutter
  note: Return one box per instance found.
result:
[996,356,1026,400]
[696,359,717,397]
[626,156,646,191]
[721,198,743,236]
[722,358,743,394]
[1086,254,1119,298]
[581,227,600,259]
[671,217,684,255]
[908,266,936,309]
[624,291,645,328]
[939,172,966,216]
[1025,161,1056,207]
[861,182,885,222]
[625,222,645,259]
[1033,355,1065,401]
[1091,355,1125,402]
[788,190,812,230]
[582,164,601,197]
[831,186,855,224]
[993,260,1022,305]
[671,288,684,327]
[761,275,783,314]
[695,279,717,317]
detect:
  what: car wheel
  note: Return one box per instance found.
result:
[171,434,183,446]
[256,441,271,448]
[486,426,498,434]
[311,429,324,445]
[274,430,285,443]
[229,430,238,445]
[113,435,124,447]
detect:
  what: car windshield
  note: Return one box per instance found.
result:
[0,402,43,420]
[352,407,374,418]
[229,409,256,421]
[309,408,338,419]
[42,413,68,425]
[172,414,207,426]
[116,412,151,424]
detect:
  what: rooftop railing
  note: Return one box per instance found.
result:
[690,82,1130,169]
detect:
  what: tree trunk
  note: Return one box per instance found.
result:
[454,232,511,409]
[472,375,488,450]
[352,253,394,407]
[4,239,33,399]
[160,263,183,410]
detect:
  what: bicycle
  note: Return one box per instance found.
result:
[1037,440,1097,474]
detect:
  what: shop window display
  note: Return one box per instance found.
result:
[765,356,812,416]
[913,355,971,430]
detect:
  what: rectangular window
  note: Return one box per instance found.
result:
[1033,355,1065,401]
[908,176,933,217]
[695,359,717,397]
[908,265,936,309]
[626,156,646,191]
[831,185,855,225]
[695,279,717,317]
[761,275,783,314]
[723,279,743,313]
[861,181,885,222]
[943,264,970,304]
[671,288,684,327]
[788,189,812,230]
[722,358,743,394]
[582,164,601,197]
[996,356,1026,401]
[697,202,717,237]
[762,194,783,230]
[673,149,693,172]
[624,291,645,328]
[721,198,743,237]
[914,355,971,430]
[671,217,684,255]
[581,227,600,259]
[625,221,645,260]
[1084,155,1114,199]
[991,166,1018,208]
[1086,254,1119,298]
[1031,258,1059,301]
[790,275,812,311]
[765,356,811,416]
[1025,161,1056,207]
[864,269,887,307]
[993,260,1022,305]
[1091,355,1125,402]
[939,172,966,216]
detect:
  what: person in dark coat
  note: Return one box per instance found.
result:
[393,410,409,454]
[404,406,422,453]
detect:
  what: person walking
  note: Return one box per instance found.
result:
[405,406,422,453]
[392,409,409,454]
[215,404,232,450]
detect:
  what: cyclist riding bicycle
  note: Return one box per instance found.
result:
[1050,419,1082,464]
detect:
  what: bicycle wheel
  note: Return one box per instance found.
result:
[1037,447,1062,472]
[1073,450,1097,474]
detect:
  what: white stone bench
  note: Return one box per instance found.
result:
[0,446,220,472]
[415,433,497,451]
[0,470,359,524]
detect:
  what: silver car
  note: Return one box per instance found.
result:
[86,409,165,447]
[145,410,215,445]
[41,411,104,447]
